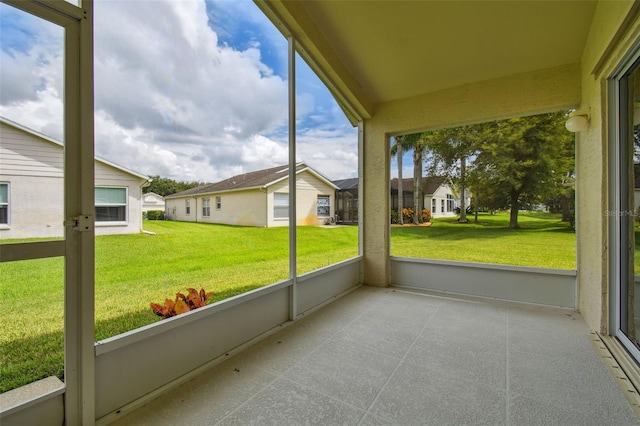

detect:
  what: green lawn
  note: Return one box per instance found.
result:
[392,211,577,269]
[0,213,581,392]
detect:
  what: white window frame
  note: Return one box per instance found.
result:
[317,195,330,217]
[215,196,221,210]
[185,199,191,215]
[202,198,211,217]
[0,182,9,227]
[95,186,127,224]
[274,192,289,219]
[446,194,455,212]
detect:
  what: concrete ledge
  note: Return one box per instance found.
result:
[391,256,577,308]
[0,376,64,425]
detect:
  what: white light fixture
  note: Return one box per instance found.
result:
[565,109,590,132]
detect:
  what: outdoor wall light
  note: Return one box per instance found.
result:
[565,109,590,132]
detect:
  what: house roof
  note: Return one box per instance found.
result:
[390,177,447,196]
[166,162,338,198]
[0,116,150,183]
[333,177,359,190]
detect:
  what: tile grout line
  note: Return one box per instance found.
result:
[213,289,387,425]
[357,298,445,425]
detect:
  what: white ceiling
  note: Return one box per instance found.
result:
[299,1,597,105]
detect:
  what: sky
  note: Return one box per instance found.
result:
[0,0,360,183]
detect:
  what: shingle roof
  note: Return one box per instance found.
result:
[166,162,336,198]
[390,176,446,195]
[333,177,359,190]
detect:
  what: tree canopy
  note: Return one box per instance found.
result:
[406,110,574,229]
[144,176,208,197]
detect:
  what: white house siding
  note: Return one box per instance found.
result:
[0,120,147,239]
[142,193,166,213]
[267,171,336,227]
[94,162,146,236]
[426,184,457,218]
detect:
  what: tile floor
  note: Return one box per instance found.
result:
[111,286,640,425]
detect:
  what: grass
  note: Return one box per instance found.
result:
[0,222,359,393]
[392,211,577,269]
[1,213,581,392]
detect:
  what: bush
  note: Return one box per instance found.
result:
[422,209,432,222]
[390,210,399,224]
[145,210,165,220]
[402,208,414,223]
[151,288,214,319]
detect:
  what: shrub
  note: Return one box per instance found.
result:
[390,210,399,224]
[150,288,214,319]
[402,208,414,222]
[422,209,432,222]
[145,210,165,220]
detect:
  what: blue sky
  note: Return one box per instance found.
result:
[0,0,359,182]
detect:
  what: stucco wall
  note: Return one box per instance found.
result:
[577,1,640,333]
[267,171,336,227]
[363,64,582,286]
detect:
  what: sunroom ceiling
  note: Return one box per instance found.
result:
[261,0,597,118]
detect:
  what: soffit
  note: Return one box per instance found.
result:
[296,0,597,107]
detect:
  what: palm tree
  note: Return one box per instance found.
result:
[391,135,404,224]
[404,133,426,224]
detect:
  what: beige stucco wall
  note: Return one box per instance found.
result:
[166,190,267,226]
[577,1,640,333]
[267,171,336,227]
[363,64,582,286]
[166,171,335,228]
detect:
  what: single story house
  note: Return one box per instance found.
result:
[390,177,458,218]
[165,162,338,227]
[142,192,165,213]
[0,117,149,239]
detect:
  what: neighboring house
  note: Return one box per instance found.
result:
[390,177,458,218]
[0,117,150,239]
[142,192,165,213]
[165,162,338,227]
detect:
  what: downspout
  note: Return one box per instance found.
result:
[194,197,198,223]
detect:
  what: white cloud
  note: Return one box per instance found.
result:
[1,0,359,184]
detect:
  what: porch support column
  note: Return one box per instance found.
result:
[362,119,390,286]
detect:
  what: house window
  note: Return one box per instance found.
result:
[215,196,221,210]
[95,187,127,222]
[274,193,288,219]
[202,198,211,217]
[317,195,330,217]
[185,199,191,215]
[446,194,455,212]
[431,198,436,213]
[0,183,8,225]
[441,199,445,213]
